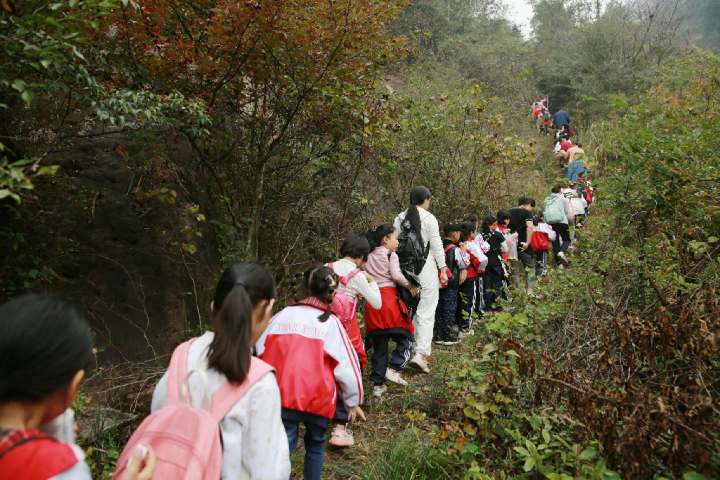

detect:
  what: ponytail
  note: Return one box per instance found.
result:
[366,224,395,250]
[303,265,338,322]
[208,263,276,383]
[407,185,431,244]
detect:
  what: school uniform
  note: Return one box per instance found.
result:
[256,300,363,480]
[482,229,507,310]
[434,239,469,342]
[456,236,488,331]
[533,222,556,277]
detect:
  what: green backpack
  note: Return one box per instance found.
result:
[543,195,567,224]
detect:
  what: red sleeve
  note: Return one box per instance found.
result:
[340,315,367,369]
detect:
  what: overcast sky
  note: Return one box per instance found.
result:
[503,0,534,37]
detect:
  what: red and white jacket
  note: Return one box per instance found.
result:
[256,300,364,419]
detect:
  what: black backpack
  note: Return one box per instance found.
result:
[397,218,430,280]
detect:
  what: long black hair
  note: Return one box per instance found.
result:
[303,265,338,321]
[406,185,431,243]
[366,224,395,250]
[208,262,276,384]
[0,294,93,402]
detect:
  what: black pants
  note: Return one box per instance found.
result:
[434,287,459,341]
[474,276,485,316]
[456,278,476,330]
[367,330,413,386]
[550,223,571,261]
[333,395,349,423]
[483,269,505,310]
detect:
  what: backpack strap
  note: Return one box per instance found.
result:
[327,262,361,286]
[208,358,275,423]
[167,339,196,405]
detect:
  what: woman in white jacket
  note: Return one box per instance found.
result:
[394,186,449,373]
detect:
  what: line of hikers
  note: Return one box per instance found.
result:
[0,183,594,480]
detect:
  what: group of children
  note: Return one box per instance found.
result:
[0,181,594,479]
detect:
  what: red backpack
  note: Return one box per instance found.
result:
[0,428,78,479]
[530,231,550,252]
[113,339,273,480]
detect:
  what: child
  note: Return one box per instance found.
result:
[151,263,290,479]
[326,234,380,446]
[364,224,418,397]
[457,220,488,336]
[257,266,365,480]
[0,294,155,480]
[481,215,508,311]
[532,213,557,277]
[434,223,470,345]
[497,209,517,288]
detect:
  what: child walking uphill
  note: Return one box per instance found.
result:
[0,295,155,480]
[326,234,380,447]
[457,220,488,336]
[364,224,419,398]
[257,266,365,480]
[434,223,470,345]
[481,215,508,312]
[149,263,290,479]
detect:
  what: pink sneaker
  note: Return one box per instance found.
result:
[328,424,354,447]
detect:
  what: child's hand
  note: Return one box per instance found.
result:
[122,445,156,480]
[348,406,367,423]
[410,286,420,297]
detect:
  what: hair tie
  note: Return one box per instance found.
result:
[234,281,246,289]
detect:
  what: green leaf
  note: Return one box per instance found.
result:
[683,472,708,480]
[40,59,52,69]
[37,165,60,176]
[523,456,535,472]
[11,79,26,92]
[578,445,597,461]
[21,90,34,106]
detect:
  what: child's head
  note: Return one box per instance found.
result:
[518,196,536,210]
[303,265,338,321]
[409,185,432,209]
[366,224,398,252]
[496,209,510,226]
[460,221,476,242]
[340,234,371,266]
[443,223,463,243]
[0,294,93,424]
[552,185,562,194]
[481,215,497,233]
[464,214,479,230]
[210,262,276,383]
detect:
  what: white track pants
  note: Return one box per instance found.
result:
[413,255,440,357]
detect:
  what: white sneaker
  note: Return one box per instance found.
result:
[408,353,430,374]
[385,368,408,386]
[373,384,388,398]
[328,424,354,447]
[557,251,569,265]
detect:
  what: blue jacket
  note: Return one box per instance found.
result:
[566,160,587,182]
[552,110,570,128]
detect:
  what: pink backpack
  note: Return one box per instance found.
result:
[327,263,362,322]
[113,339,273,480]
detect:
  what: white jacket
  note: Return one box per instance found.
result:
[394,206,447,270]
[152,332,291,480]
